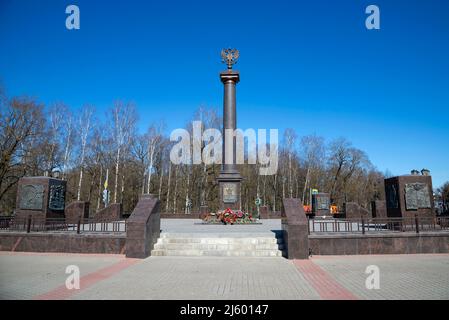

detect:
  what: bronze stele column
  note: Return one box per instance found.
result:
[217,48,242,210]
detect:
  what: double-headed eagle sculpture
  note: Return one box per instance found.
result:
[221,48,239,69]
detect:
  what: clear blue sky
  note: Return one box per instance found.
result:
[1,0,448,188]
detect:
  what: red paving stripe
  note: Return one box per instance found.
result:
[11,237,23,251]
[34,258,140,300]
[294,259,358,300]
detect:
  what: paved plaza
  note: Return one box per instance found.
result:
[1,252,449,300]
[1,219,448,300]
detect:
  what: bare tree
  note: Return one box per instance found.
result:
[173,164,179,213]
[328,137,351,202]
[195,106,221,207]
[166,161,172,212]
[341,148,368,202]
[61,112,74,180]
[46,103,65,174]
[439,182,449,212]
[283,128,297,198]
[110,101,137,203]
[131,133,148,195]
[0,96,44,206]
[146,121,164,194]
[76,105,94,201]
[300,134,325,204]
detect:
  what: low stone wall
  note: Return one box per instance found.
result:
[269,211,282,219]
[126,194,161,258]
[93,203,122,221]
[0,232,126,254]
[345,202,371,219]
[65,201,90,223]
[309,232,449,255]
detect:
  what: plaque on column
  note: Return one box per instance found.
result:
[19,184,44,210]
[223,183,238,203]
[405,183,431,210]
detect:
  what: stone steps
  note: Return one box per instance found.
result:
[156,238,283,245]
[151,233,285,257]
[153,243,284,251]
[159,232,281,238]
[151,249,284,257]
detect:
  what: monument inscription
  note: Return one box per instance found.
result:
[19,184,44,210]
[223,183,238,203]
[405,183,431,210]
[317,196,330,210]
[49,183,66,211]
[312,193,330,216]
[386,183,398,209]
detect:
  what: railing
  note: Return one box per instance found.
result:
[0,215,127,234]
[308,216,449,234]
[0,216,15,231]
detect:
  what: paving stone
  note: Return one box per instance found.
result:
[1,217,448,300]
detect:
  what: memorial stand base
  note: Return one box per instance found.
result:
[217,171,242,211]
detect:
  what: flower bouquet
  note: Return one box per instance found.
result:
[203,208,255,225]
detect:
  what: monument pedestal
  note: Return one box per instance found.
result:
[385,175,434,219]
[312,193,330,217]
[217,172,242,211]
[15,176,66,220]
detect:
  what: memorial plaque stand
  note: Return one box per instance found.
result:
[216,49,242,210]
[15,176,67,220]
[384,175,434,219]
[218,179,242,210]
[312,193,330,217]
